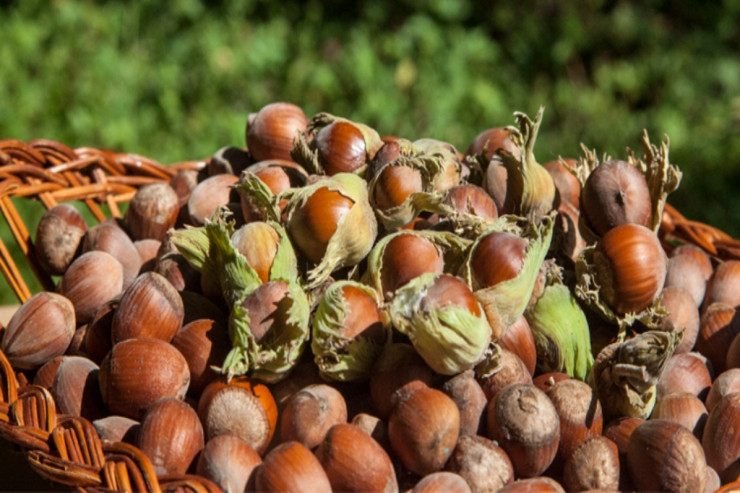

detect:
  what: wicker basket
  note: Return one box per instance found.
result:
[1,137,740,491]
[0,138,220,491]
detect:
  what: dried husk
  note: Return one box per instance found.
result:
[567,130,682,244]
[591,330,682,420]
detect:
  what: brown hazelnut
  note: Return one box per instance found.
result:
[446,434,514,492]
[703,392,740,483]
[388,384,460,477]
[652,391,708,439]
[369,343,434,419]
[92,415,140,444]
[412,472,471,493]
[486,383,560,478]
[98,337,190,419]
[50,355,106,421]
[124,182,180,242]
[59,250,123,324]
[627,419,707,492]
[34,203,87,276]
[2,292,75,370]
[110,271,184,344]
[83,219,142,290]
[562,435,620,492]
[315,423,398,493]
[280,383,347,450]
[196,434,262,493]
[476,348,533,401]
[254,440,332,493]
[440,370,487,437]
[136,397,204,476]
[545,377,603,469]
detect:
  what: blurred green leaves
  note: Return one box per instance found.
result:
[2,0,740,303]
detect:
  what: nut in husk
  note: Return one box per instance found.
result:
[387,272,494,375]
[311,280,391,381]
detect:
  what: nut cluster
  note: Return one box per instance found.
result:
[4,100,740,492]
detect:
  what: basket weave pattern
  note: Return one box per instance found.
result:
[1,137,740,491]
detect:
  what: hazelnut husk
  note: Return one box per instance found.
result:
[627,419,707,492]
[253,440,332,493]
[486,383,560,478]
[280,383,348,450]
[2,291,76,370]
[315,423,398,493]
[98,337,190,419]
[388,384,460,477]
[34,203,87,276]
[136,396,204,477]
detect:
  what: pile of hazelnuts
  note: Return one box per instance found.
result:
[2,101,740,493]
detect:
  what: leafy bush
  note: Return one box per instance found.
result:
[2,0,739,303]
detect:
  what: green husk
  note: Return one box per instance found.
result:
[311,280,391,381]
[463,214,555,341]
[222,279,311,382]
[368,155,458,231]
[290,112,383,177]
[524,264,593,380]
[591,329,682,420]
[388,272,492,375]
[234,170,283,223]
[170,210,262,305]
[170,209,310,382]
[284,173,378,289]
[496,107,556,221]
[362,229,473,298]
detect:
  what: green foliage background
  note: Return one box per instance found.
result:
[2,0,740,303]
